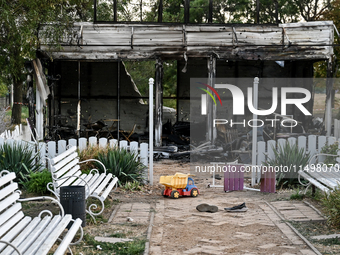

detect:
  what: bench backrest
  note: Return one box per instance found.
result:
[0,172,25,244]
[49,146,82,189]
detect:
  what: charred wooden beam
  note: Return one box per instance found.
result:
[117,60,121,140]
[256,0,260,24]
[155,58,163,147]
[77,61,81,137]
[207,55,216,142]
[158,0,163,23]
[94,0,97,22]
[176,60,180,123]
[48,48,331,61]
[48,62,55,133]
[184,0,190,24]
[208,0,213,23]
[40,21,334,61]
[325,57,334,136]
[274,0,279,24]
[113,0,117,22]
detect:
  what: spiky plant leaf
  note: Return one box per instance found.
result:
[0,142,43,184]
[265,142,310,185]
[95,148,146,184]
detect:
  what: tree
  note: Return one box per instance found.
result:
[0,0,91,124]
[124,60,177,108]
[312,0,340,102]
[0,78,8,97]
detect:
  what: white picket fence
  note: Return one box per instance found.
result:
[252,135,338,184]
[257,135,338,166]
[0,124,23,140]
[46,137,148,167]
[0,134,149,170]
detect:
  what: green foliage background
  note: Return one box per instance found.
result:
[124,60,177,108]
[0,0,92,123]
[0,81,8,97]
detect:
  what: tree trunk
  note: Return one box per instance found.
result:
[11,79,22,124]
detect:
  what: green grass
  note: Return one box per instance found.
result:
[163,99,176,109]
[85,212,108,225]
[290,191,304,200]
[317,237,340,246]
[290,221,340,255]
[110,233,127,238]
[81,234,146,255]
[22,106,28,119]
[290,185,324,201]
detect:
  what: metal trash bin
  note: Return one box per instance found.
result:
[60,186,86,227]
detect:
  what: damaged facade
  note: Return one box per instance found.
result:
[37,21,336,145]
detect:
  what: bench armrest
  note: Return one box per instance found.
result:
[17,193,65,217]
[308,153,338,165]
[0,240,22,255]
[79,159,107,174]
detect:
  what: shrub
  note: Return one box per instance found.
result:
[95,148,146,184]
[265,142,310,185]
[24,169,52,195]
[78,146,107,171]
[322,187,340,228]
[290,187,304,200]
[0,142,43,183]
[320,142,339,166]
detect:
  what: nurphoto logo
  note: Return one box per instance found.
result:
[199,82,311,128]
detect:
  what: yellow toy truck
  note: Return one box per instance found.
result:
[159,173,199,199]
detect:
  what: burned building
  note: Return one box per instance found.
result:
[37,19,336,145]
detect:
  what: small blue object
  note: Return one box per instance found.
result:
[185,177,197,191]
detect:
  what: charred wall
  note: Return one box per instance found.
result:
[50,59,314,139]
[53,61,149,136]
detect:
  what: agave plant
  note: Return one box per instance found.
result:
[95,148,146,184]
[0,142,43,183]
[265,142,310,185]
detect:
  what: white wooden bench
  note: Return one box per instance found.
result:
[46,145,118,221]
[0,170,83,255]
[298,153,340,194]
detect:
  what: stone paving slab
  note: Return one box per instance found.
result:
[259,203,304,245]
[270,201,325,222]
[300,249,317,255]
[94,236,133,243]
[111,202,151,224]
[311,233,340,240]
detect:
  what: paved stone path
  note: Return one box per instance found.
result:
[148,193,318,255]
[107,194,324,254]
[270,201,325,222]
